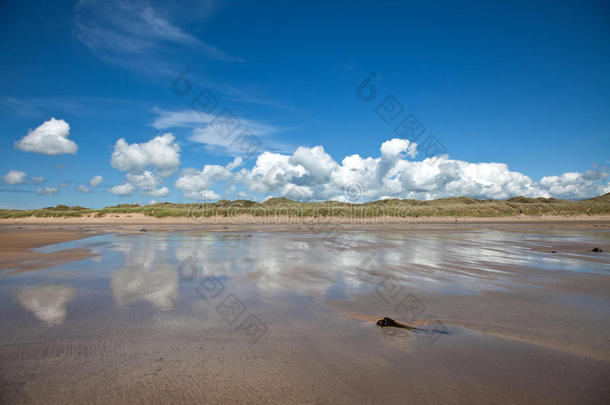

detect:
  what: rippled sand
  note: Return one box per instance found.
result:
[0,223,609,404]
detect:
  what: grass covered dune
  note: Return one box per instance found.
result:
[2,193,610,219]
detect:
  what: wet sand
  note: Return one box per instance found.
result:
[0,230,99,275]
[0,222,609,404]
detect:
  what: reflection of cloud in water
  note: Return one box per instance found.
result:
[174,236,215,274]
[167,229,610,299]
[111,235,178,310]
[16,284,76,325]
[111,263,178,310]
[173,233,378,296]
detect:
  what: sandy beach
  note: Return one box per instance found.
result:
[0,221,609,404]
[2,213,610,225]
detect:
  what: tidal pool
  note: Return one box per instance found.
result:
[1,229,609,404]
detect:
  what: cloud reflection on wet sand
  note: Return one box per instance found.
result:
[16,284,76,325]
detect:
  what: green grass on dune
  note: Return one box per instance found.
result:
[1,193,609,219]
[0,205,95,219]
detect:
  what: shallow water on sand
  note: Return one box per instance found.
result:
[1,229,609,404]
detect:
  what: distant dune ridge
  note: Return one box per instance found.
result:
[1,193,609,220]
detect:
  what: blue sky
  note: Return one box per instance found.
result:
[1,0,609,208]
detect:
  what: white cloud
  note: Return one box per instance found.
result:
[111,133,180,177]
[198,190,221,200]
[144,186,170,197]
[89,175,103,187]
[175,158,241,200]
[234,151,307,195]
[75,185,90,193]
[173,138,609,201]
[125,171,169,196]
[538,170,610,199]
[59,182,69,188]
[380,138,417,159]
[289,146,338,183]
[15,118,78,155]
[126,171,160,189]
[38,187,58,195]
[110,183,134,196]
[31,176,45,183]
[3,170,27,185]
[226,156,243,171]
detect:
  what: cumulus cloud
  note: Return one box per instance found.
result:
[380,138,417,159]
[38,187,58,195]
[3,170,27,185]
[126,171,160,189]
[111,133,180,177]
[15,118,78,155]
[175,167,230,200]
[110,183,134,196]
[174,157,243,200]
[109,134,179,197]
[75,185,90,193]
[226,156,243,171]
[31,176,45,183]
[289,146,338,183]
[126,171,169,196]
[144,186,170,197]
[89,175,103,187]
[538,170,610,199]
[174,138,609,201]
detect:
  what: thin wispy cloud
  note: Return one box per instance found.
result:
[151,107,294,156]
[222,87,302,112]
[151,107,283,135]
[150,107,216,130]
[72,1,303,113]
[0,97,42,117]
[0,189,37,194]
[0,95,150,118]
[74,0,242,73]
